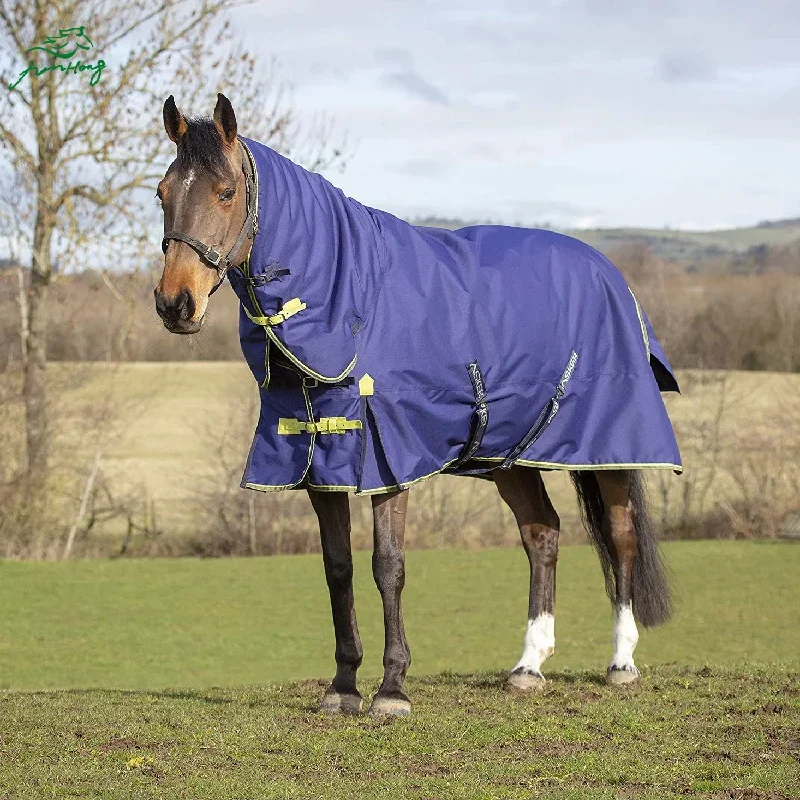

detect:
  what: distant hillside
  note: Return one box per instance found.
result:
[409,216,800,264]
[569,221,800,262]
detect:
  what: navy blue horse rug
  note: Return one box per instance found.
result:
[226,136,682,495]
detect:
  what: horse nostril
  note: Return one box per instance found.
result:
[178,289,195,321]
[155,290,169,318]
[155,289,194,323]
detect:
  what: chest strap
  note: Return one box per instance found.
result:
[278,417,363,435]
[243,297,306,326]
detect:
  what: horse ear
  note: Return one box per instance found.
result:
[163,95,187,144]
[213,93,238,147]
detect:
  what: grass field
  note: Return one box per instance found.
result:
[1,542,799,797]
[2,542,798,691]
[2,666,798,799]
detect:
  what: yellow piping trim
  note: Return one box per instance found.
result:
[282,383,316,488]
[242,253,357,384]
[629,288,651,361]
[260,335,271,389]
[285,458,683,496]
[308,456,464,496]
[306,483,359,492]
[244,483,304,491]
[471,456,683,473]
[265,327,358,383]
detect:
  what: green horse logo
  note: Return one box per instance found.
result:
[26,26,94,59]
[8,24,106,91]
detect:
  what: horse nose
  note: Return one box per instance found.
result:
[155,287,195,324]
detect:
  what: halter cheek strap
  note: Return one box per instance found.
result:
[161,137,258,296]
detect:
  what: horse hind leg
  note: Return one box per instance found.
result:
[494,466,560,692]
[573,470,673,686]
[599,472,641,684]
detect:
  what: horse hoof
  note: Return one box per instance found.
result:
[368,695,411,717]
[319,689,363,715]
[506,669,546,692]
[606,667,640,687]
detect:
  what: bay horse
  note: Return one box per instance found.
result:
[154,94,677,717]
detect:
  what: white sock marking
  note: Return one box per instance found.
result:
[512,612,555,676]
[610,603,639,672]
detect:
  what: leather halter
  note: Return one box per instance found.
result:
[161,137,259,296]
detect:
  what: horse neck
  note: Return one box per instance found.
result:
[245,136,386,317]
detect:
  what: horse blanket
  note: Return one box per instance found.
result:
[225,136,682,495]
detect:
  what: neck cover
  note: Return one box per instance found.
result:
[225,136,682,495]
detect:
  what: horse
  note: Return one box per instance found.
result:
[154,93,680,717]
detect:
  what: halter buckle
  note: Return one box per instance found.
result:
[204,247,223,267]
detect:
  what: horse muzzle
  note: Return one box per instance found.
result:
[155,287,203,334]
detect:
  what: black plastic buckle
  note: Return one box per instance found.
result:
[248,266,290,287]
[302,377,318,388]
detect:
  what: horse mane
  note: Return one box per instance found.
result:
[177,117,232,180]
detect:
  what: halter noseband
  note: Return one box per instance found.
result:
[161,137,258,296]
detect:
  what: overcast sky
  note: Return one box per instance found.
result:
[230,0,800,230]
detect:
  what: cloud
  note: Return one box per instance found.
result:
[231,0,800,228]
[389,158,451,178]
[373,47,413,68]
[580,0,680,17]
[380,70,450,105]
[657,51,717,84]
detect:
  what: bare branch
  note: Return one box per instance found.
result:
[99,269,125,302]
[0,119,35,171]
[62,449,102,560]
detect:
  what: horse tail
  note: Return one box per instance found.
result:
[571,470,673,628]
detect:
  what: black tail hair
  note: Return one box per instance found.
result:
[571,471,673,628]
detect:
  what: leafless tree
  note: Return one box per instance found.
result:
[0,0,347,491]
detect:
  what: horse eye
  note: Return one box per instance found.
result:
[219,188,235,202]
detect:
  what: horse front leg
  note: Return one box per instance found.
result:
[308,489,364,713]
[369,489,412,716]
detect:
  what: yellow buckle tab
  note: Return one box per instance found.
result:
[315,416,362,434]
[278,417,363,435]
[244,297,306,327]
[358,373,374,396]
[268,297,306,325]
[277,418,307,435]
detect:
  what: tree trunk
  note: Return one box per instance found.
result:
[16,264,29,367]
[24,270,49,480]
[24,186,54,483]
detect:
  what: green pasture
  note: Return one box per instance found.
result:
[1,541,797,692]
[1,666,797,799]
[1,541,799,798]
